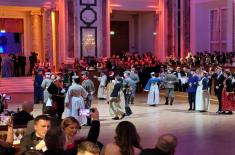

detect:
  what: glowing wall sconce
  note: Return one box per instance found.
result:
[110,31,115,35]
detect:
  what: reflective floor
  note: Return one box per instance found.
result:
[7,92,235,155]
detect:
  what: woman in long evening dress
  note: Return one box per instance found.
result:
[144,72,161,106]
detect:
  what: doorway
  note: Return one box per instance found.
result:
[110,21,129,56]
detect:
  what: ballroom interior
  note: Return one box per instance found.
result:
[0,0,233,70]
[1,0,235,155]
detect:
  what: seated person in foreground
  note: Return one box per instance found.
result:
[0,118,16,155]
[62,108,101,154]
[43,127,67,155]
[77,141,100,155]
[25,106,61,135]
[101,121,142,155]
[13,101,34,126]
[19,115,51,154]
[139,134,177,155]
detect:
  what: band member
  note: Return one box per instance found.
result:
[164,68,178,105]
[144,72,161,106]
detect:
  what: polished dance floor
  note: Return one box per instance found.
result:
[7,91,235,155]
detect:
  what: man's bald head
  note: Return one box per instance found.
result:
[22,101,34,113]
[156,134,178,155]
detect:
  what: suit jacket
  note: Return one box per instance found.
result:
[19,132,44,154]
[139,148,169,155]
[214,73,225,96]
[13,110,34,126]
[43,149,69,155]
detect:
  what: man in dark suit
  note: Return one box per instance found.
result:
[18,54,26,76]
[214,66,225,114]
[13,101,34,126]
[29,52,37,75]
[140,134,177,155]
[47,76,65,119]
[174,67,182,92]
[19,115,51,154]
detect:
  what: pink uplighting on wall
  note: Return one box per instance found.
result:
[110,4,122,7]
[147,5,159,9]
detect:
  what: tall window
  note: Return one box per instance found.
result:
[210,8,227,52]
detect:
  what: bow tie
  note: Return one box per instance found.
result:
[34,135,43,141]
[36,137,43,141]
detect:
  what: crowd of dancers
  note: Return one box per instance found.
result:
[33,61,235,128]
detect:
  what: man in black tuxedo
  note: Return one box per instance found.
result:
[47,76,65,119]
[214,66,225,114]
[174,67,182,92]
[19,115,51,154]
[18,55,26,76]
[29,52,37,75]
[140,134,177,155]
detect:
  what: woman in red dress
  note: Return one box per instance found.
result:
[221,71,235,114]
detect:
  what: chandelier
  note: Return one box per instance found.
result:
[82,34,95,55]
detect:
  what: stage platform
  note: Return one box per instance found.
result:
[0,77,33,93]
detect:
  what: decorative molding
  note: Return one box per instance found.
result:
[30,10,43,16]
[80,0,97,6]
[80,7,97,26]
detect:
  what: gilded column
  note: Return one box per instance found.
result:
[42,9,53,68]
[30,11,43,61]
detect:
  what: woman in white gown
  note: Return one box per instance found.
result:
[64,76,88,125]
[196,71,210,112]
[144,72,161,106]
